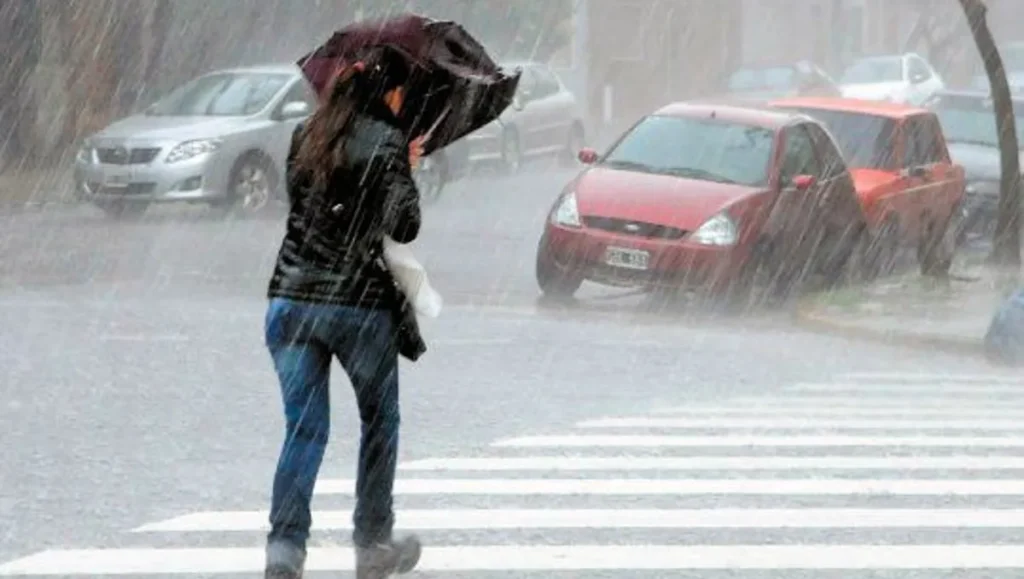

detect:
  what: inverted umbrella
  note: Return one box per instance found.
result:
[297,13,521,156]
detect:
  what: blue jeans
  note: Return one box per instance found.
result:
[264,297,401,549]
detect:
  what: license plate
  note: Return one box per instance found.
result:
[604,246,650,270]
[103,171,131,187]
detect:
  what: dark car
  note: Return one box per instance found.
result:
[725,61,841,101]
[925,89,1024,243]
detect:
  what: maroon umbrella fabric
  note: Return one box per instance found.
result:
[297,13,521,155]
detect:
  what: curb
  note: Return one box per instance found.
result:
[793,295,985,358]
[0,200,82,214]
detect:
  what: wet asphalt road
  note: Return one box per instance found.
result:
[1,163,1022,578]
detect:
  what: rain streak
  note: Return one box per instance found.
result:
[5,1,1024,578]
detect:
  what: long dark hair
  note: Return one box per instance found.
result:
[293,47,412,191]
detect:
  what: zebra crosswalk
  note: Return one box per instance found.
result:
[4,371,1024,576]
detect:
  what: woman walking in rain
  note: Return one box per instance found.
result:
[263,47,424,579]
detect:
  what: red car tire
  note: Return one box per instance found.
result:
[535,233,583,299]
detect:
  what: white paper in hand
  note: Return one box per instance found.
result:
[382,237,443,318]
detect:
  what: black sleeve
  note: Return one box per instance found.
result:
[284,123,305,203]
[376,131,422,244]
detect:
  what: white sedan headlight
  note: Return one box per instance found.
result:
[690,212,738,246]
[551,191,582,228]
[165,139,222,163]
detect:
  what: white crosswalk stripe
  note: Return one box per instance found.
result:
[5,372,1024,576]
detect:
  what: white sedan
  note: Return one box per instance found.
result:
[838,53,945,106]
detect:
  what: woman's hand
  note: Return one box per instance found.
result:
[409,135,426,170]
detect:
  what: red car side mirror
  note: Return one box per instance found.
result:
[577,147,598,165]
[792,174,817,190]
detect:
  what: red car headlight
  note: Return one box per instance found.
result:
[690,212,738,246]
[551,192,582,228]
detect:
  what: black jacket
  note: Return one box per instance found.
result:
[267,103,422,310]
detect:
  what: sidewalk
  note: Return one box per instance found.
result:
[795,255,1022,355]
[0,167,74,208]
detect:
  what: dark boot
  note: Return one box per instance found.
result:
[265,540,306,579]
[355,535,422,579]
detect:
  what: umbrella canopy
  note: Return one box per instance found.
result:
[298,13,521,156]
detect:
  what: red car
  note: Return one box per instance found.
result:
[771,97,965,275]
[535,102,868,303]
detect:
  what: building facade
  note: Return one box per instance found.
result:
[576,0,743,140]
[739,0,1024,86]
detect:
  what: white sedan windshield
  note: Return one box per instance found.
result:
[148,73,292,117]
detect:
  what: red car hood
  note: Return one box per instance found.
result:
[849,168,901,194]
[574,166,762,230]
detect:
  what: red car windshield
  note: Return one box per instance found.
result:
[785,107,898,170]
[600,115,775,187]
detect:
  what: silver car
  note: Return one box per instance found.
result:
[465,60,586,172]
[73,64,317,218]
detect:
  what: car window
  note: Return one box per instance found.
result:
[147,72,292,117]
[908,57,931,81]
[530,66,561,99]
[601,114,775,187]
[1002,43,1024,72]
[779,124,820,184]
[728,66,797,92]
[805,123,847,180]
[931,93,1024,149]
[516,68,540,99]
[903,114,947,167]
[800,68,836,92]
[809,68,832,84]
[783,107,899,170]
[840,57,903,84]
[279,79,317,110]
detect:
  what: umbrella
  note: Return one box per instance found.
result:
[297,13,521,156]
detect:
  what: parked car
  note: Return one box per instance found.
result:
[73,63,460,217]
[725,60,841,100]
[969,41,1024,94]
[534,102,868,304]
[464,60,586,172]
[73,64,317,218]
[413,138,470,204]
[926,89,1024,243]
[971,74,1024,95]
[838,53,944,106]
[771,97,965,276]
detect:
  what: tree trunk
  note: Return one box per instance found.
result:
[959,0,1021,266]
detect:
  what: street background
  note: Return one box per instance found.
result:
[4,0,1024,576]
[3,164,1022,576]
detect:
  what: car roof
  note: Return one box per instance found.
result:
[770,96,928,119]
[208,64,302,76]
[654,101,809,130]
